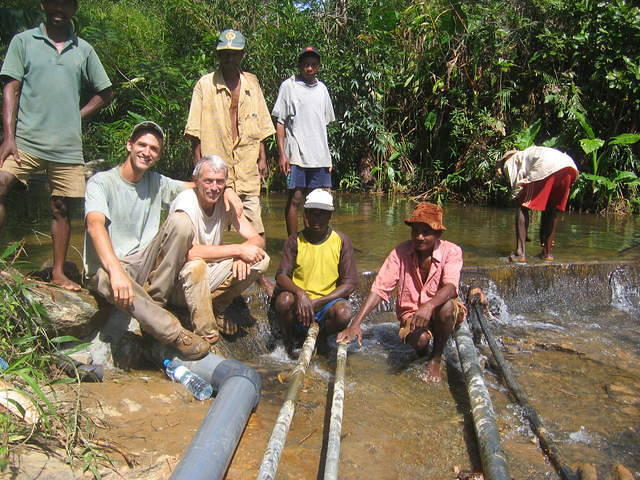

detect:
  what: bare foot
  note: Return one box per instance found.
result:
[51,273,81,291]
[419,359,443,383]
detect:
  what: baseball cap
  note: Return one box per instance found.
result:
[130,121,164,141]
[304,189,334,211]
[217,29,246,51]
[298,46,320,61]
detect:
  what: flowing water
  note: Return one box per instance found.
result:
[2,190,639,479]
[1,190,639,273]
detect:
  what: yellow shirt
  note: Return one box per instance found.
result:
[184,70,275,196]
[292,230,343,299]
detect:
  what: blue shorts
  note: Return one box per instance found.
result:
[294,297,345,335]
[287,165,332,190]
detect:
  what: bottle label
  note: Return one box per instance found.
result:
[173,365,188,379]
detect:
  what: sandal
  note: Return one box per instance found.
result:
[537,252,554,262]
[508,253,527,264]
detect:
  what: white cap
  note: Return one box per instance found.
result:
[304,189,334,211]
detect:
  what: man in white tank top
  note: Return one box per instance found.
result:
[169,155,270,338]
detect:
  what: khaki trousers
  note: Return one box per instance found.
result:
[90,213,202,344]
[91,210,270,342]
[170,254,270,335]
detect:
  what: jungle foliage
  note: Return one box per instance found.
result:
[1,0,639,212]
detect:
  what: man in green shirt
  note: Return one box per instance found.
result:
[0,0,113,290]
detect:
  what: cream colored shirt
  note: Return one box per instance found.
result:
[169,189,231,246]
[184,70,275,196]
[504,146,578,198]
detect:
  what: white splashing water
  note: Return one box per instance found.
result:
[484,279,567,332]
[569,426,593,444]
[310,363,333,380]
[610,270,636,313]
[265,344,295,364]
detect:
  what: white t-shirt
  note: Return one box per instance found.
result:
[84,167,185,275]
[271,76,335,168]
[169,189,231,246]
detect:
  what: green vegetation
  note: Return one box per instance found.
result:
[1,0,639,212]
[0,244,106,476]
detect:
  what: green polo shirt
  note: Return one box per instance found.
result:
[0,24,112,164]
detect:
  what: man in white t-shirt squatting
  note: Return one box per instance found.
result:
[84,122,267,360]
[272,46,336,236]
[169,155,269,338]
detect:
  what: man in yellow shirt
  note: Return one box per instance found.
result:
[184,29,275,239]
[273,189,358,353]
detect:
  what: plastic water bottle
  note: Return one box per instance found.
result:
[163,359,213,400]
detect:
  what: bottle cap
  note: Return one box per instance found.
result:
[163,359,170,367]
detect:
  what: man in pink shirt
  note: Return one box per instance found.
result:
[337,202,466,382]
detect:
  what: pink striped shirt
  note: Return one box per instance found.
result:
[371,239,463,321]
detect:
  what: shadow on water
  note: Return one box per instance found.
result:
[3,188,640,478]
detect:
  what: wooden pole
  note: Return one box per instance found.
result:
[257,322,320,480]
[323,341,348,480]
[454,319,512,480]
[470,302,578,480]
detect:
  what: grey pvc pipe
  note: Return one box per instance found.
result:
[471,304,578,480]
[257,322,320,480]
[454,320,511,480]
[323,341,348,480]
[169,353,262,480]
